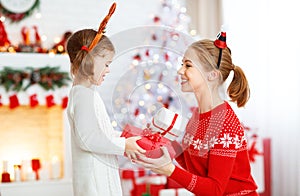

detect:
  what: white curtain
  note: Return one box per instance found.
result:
[186,0,300,195]
[186,0,222,39]
[220,0,300,195]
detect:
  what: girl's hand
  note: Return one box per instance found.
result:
[134,147,175,176]
[125,136,146,160]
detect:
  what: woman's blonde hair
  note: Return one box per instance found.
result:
[190,39,250,107]
[66,29,114,79]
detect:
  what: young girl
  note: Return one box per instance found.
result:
[135,32,258,196]
[66,3,145,196]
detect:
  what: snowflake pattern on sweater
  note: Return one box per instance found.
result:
[182,102,248,158]
[170,102,258,195]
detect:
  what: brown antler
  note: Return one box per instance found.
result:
[88,2,116,51]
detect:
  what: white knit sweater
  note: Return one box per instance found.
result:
[67,85,125,196]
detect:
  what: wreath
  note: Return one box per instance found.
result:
[0,66,71,92]
[0,0,40,22]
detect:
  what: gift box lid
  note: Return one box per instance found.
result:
[151,107,188,139]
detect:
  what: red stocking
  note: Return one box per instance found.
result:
[9,94,20,109]
[45,94,55,108]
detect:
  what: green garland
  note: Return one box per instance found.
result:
[0,0,40,22]
[0,66,71,92]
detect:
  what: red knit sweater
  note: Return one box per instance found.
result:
[170,102,258,196]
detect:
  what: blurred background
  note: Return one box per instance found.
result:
[0,0,299,195]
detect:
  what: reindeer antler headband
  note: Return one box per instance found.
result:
[82,2,116,52]
[214,32,227,69]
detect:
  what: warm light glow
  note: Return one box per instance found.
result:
[139,100,145,106]
[132,59,139,66]
[190,29,197,36]
[48,50,55,57]
[111,121,117,127]
[180,7,187,13]
[41,35,47,42]
[0,16,5,22]
[51,156,59,163]
[8,47,16,53]
[144,83,151,90]
[158,83,164,88]
[0,106,64,180]
[35,13,42,19]
[53,37,61,44]
[138,114,145,119]
[153,54,159,60]
[57,45,64,52]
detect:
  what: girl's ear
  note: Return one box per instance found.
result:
[207,70,219,81]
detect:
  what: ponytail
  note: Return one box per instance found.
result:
[227,65,250,107]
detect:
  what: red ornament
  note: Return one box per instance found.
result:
[61,96,68,109]
[134,108,140,116]
[9,94,20,109]
[133,54,142,61]
[151,34,157,41]
[46,95,55,108]
[145,49,150,57]
[29,94,39,107]
[153,16,161,23]
[159,73,163,81]
[164,53,169,61]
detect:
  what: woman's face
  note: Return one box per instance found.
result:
[92,50,114,86]
[177,48,207,92]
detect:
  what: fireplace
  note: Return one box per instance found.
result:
[0,105,66,181]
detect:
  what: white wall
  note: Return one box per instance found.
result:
[4,0,161,49]
[222,0,300,195]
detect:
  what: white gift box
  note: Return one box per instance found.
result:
[135,175,167,185]
[159,188,194,196]
[150,107,188,141]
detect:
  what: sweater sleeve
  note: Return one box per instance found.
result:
[172,141,187,169]
[72,88,125,156]
[169,150,237,196]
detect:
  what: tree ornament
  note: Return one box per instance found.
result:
[133,54,142,61]
[153,16,160,23]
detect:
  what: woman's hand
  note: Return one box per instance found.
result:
[134,147,175,177]
[125,136,146,160]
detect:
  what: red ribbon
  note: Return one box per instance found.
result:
[152,113,179,137]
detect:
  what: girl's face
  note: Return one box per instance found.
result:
[177,48,207,92]
[92,51,114,86]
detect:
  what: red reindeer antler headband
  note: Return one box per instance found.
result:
[86,2,116,51]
